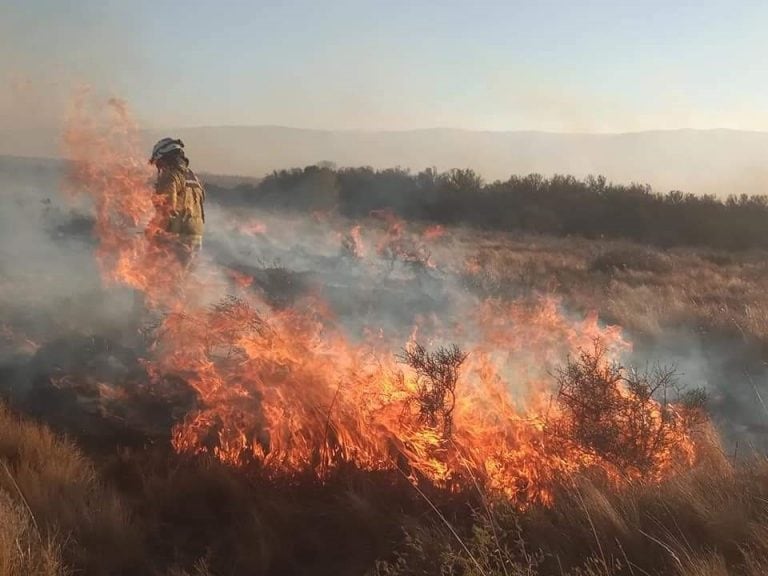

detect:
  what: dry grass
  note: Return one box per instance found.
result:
[100,447,428,576]
[532,451,768,575]
[457,232,768,348]
[0,491,64,576]
[3,394,763,576]
[0,404,140,575]
[376,445,768,575]
[0,378,765,575]
[4,224,768,574]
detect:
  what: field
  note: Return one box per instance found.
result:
[3,141,768,575]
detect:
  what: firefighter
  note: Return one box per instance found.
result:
[148,137,205,270]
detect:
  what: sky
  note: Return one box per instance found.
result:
[3,0,768,133]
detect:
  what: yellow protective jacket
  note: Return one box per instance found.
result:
[153,159,205,242]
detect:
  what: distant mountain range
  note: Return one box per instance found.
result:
[2,126,768,196]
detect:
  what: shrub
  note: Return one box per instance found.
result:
[399,344,468,438]
[551,339,706,476]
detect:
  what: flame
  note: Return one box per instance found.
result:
[226,268,254,290]
[423,224,445,240]
[0,323,39,354]
[233,217,268,237]
[339,224,365,258]
[63,98,704,506]
[372,210,435,270]
[64,91,197,309]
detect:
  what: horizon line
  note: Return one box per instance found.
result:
[148,125,768,137]
[5,125,768,138]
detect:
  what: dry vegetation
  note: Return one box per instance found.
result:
[460,232,768,348]
[0,404,139,575]
[551,340,706,476]
[374,451,768,576]
[5,178,768,573]
[0,491,62,576]
[0,334,760,576]
[4,226,768,573]
[399,343,467,438]
[2,395,768,576]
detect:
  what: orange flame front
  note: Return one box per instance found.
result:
[64,97,703,506]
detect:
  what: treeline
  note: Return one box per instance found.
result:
[209,166,768,251]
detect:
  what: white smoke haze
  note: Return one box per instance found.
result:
[632,328,768,453]
[0,157,131,340]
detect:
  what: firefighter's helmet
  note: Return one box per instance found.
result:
[149,137,185,165]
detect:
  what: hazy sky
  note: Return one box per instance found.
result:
[3,0,768,132]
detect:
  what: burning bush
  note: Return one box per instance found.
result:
[399,343,468,439]
[253,264,308,309]
[339,224,365,259]
[228,261,310,310]
[373,209,434,274]
[551,339,707,479]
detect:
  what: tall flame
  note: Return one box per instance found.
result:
[64,92,196,308]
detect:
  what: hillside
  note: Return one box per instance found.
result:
[3,127,768,196]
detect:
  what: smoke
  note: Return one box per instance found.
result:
[0,156,134,347]
[201,203,450,340]
[631,328,768,454]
